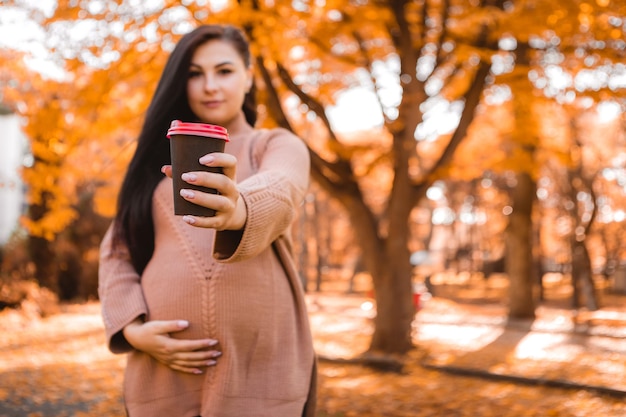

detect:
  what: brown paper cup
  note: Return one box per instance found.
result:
[167,120,230,217]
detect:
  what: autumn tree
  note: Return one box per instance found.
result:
[497,1,625,315]
[230,0,503,355]
[0,7,158,296]
[428,0,625,317]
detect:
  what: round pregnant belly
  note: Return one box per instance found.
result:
[140,260,207,339]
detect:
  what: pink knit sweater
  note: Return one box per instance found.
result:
[98,128,316,417]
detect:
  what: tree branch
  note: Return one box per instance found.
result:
[274,62,338,142]
[352,30,389,124]
[422,59,491,182]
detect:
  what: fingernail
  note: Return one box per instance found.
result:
[183,215,196,225]
[180,189,195,199]
[193,369,203,374]
[206,360,217,366]
[161,166,167,174]
[199,155,214,165]
[210,351,222,358]
[207,339,219,346]
[181,173,197,182]
[177,320,189,328]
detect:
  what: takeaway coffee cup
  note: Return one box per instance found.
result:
[167,120,230,217]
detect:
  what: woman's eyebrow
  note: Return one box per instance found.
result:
[189,60,235,68]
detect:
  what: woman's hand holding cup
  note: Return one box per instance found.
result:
[162,152,247,231]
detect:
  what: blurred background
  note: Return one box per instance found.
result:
[0,0,624,355]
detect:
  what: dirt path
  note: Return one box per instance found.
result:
[1,295,626,416]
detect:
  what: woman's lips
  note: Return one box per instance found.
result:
[202,100,222,108]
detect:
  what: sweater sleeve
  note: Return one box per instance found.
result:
[213,128,310,262]
[98,224,149,354]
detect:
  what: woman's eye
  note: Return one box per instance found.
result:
[218,68,234,75]
[188,70,202,78]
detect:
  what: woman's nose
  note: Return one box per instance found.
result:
[204,75,218,92]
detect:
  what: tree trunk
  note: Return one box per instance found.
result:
[571,241,598,310]
[370,265,414,354]
[506,172,536,318]
[28,197,58,293]
[367,81,419,351]
[565,118,599,311]
[369,223,415,354]
[314,196,329,290]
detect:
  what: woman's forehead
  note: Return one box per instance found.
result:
[190,40,244,66]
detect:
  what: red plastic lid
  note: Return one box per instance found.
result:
[166,120,229,141]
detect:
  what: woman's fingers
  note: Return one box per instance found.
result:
[181,171,237,200]
[169,152,247,230]
[178,155,245,230]
[161,164,173,178]
[145,319,190,334]
[163,152,234,180]
[179,186,236,214]
[124,320,222,374]
[199,152,237,180]
[166,336,220,353]
[170,350,222,367]
[163,344,222,374]
[180,195,246,230]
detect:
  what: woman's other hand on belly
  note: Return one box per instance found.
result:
[123,318,221,374]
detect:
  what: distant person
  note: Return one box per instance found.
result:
[98,24,316,417]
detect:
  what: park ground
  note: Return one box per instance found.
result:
[1,274,626,417]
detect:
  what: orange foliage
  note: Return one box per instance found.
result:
[0,0,624,245]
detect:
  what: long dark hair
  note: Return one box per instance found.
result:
[112,24,257,274]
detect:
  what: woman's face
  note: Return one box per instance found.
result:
[186,39,252,128]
